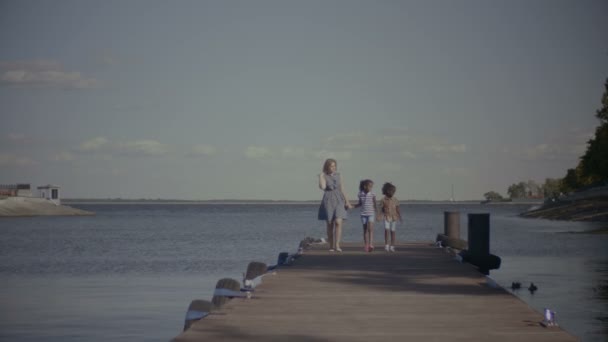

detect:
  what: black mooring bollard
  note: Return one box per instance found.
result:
[462,213,500,275]
[468,213,490,256]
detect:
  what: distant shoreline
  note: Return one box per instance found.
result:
[62,199,529,205]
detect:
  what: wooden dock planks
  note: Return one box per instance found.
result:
[172,243,577,342]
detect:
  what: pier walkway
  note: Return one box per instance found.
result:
[173,243,577,341]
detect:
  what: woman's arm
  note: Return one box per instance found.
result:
[339,174,352,209]
[318,173,326,190]
[354,193,361,208]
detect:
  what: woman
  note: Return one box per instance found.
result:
[318,158,352,252]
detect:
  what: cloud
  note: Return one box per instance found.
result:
[117,140,168,156]
[325,130,467,159]
[242,145,352,161]
[281,147,310,159]
[7,133,26,141]
[402,151,417,159]
[0,59,100,89]
[79,137,110,151]
[245,146,273,159]
[315,150,352,161]
[4,133,32,144]
[505,128,592,162]
[0,153,38,166]
[76,137,168,157]
[326,132,374,150]
[52,151,75,162]
[0,60,62,71]
[426,144,467,153]
[515,143,584,161]
[188,144,217,157]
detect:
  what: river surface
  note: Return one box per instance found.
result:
[0,203,606,341]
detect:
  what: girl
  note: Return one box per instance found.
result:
[378,182,402,252]
[318,159,352,252]
[355,179,377,252]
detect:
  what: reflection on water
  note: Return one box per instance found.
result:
[0,203,606,341]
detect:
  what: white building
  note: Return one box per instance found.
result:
[37,185,61,205]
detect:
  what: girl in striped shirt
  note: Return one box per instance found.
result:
[355,179,377,252]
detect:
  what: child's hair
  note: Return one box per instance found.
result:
[359,179,373,192]
[382,182,397,197]
[322,158,337,174]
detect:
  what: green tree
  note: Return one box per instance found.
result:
[561,168,581,193]
[483,191,503,201]
[543,178,561,198]
[595,78,608,122]
[507,182,527,199]
[578,78,608,185]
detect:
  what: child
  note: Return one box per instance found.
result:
[378,182,402,252]
[355,179,377,252]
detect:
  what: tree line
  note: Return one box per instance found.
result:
[484,78,608,201]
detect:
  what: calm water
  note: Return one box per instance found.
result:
[0,203,606,341]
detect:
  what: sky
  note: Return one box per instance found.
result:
[1,0,607,201]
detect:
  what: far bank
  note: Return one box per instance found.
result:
[0,197,94,217]
[521,197,608,223]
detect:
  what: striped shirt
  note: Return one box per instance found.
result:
[358,191,376,216]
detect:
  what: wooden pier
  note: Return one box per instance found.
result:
[172,242,577,341]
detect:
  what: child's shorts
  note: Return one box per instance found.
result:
[360,215,375,225]
[384,220,397,231]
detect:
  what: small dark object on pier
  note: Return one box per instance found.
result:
[511,282,521,290]
[528,282,538,293]
[277,252,289,265]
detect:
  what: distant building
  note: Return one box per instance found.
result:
[0,183,32,197]
[37,185,61,205]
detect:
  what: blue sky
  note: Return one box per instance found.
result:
[1,0,607,200]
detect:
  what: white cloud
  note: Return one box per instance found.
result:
[117,140,168,156]
[245,146,273,159]
[0,153,38,166]
[315,150,352,161]
[52,151,75,162]
[188,144,217,157]
[326,132,373,149]
[281,147,310,159]
[4,133,32,145]
[0,60,62,71]
[79,137,110,151]
[426,144,467,153]
[517,143,583,161]
[402,151,417,159]
[325,130,467,160]
[77,137,168,157]
[0,59,100,89]
[7,133,26,141]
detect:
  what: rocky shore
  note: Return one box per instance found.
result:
[520,197,608,223]
[0,197,94,217]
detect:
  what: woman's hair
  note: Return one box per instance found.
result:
[382,182,396,196]
[322,159,337,174]
[359,179,373,192]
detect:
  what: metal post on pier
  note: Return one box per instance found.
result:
[444,211,460,239]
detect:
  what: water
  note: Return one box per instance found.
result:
[0,203,606,341]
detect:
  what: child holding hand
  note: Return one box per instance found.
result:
[355,179,377,252]
[378,182,402,252]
